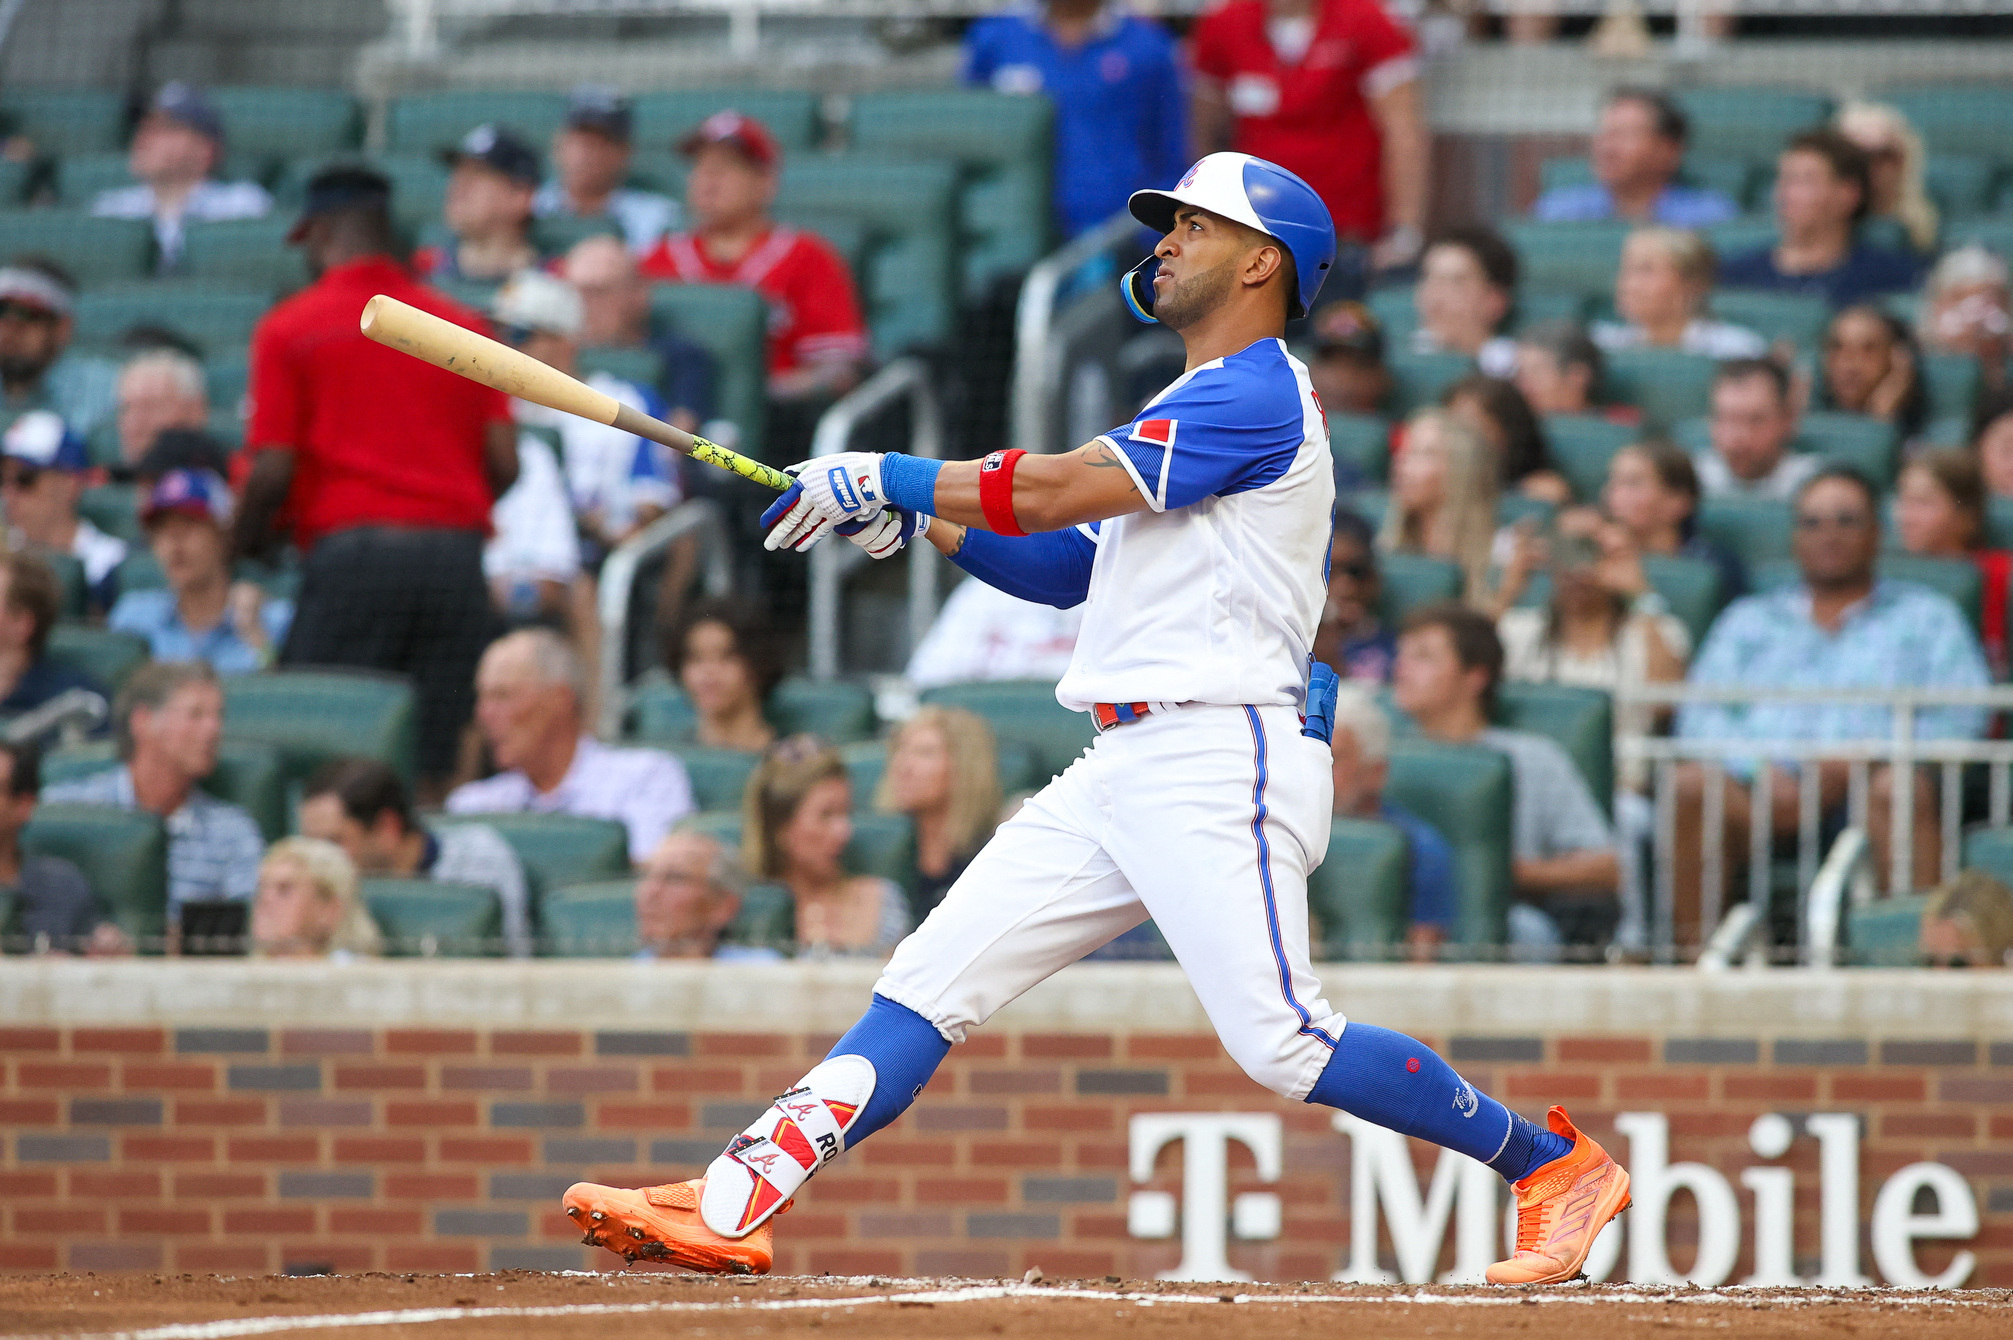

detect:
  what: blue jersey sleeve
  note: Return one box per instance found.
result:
[962,18,1001,83]
[1099,346,1305,512]
[949,523,1098,610]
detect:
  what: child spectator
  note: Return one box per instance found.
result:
[1894,448,2010,675]
[1410,226,1518,376]
[1821,304,1927,441]
[414,124,544,285]
[664,597,783,753]
[743,735,909,957]
[875,706,1002,919]
[1314,510,1396,683]
[249,837,381,960]
[1591,227,1765,359]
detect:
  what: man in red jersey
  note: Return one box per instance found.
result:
[234,164,518,800]
[639,112,868,407]
[1189,0,1427,292]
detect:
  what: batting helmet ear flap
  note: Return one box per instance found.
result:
[1121,254,1159,324]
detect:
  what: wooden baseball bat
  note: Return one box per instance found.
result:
[358,293,792,492]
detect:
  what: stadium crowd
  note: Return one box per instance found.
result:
[4,4,2013,970]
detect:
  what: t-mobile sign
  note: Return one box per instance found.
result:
[1127,1112,1980,1287]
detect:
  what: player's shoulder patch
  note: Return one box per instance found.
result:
[1129,418,1177,447]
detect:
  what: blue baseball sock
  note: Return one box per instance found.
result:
[825,995,952,1148]
[1305,1022,1572,1183]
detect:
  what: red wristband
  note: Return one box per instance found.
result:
[978,448,1028,537]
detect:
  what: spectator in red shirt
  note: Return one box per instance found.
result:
[639,112,868,405]
[1189,0,1427,291]
[412,124,544,286]
[235,164,519,798]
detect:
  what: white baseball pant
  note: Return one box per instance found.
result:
[873,701,1346,1101]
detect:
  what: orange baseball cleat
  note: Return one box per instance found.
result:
[1486,1106,1632,1286]
[564,1178,785,1275]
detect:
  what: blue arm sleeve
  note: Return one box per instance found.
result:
[949,526,1095,610]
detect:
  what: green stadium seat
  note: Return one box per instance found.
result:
[1376,552,1463,625]
[1674,87,1832,164]
[362,877,501,957]
[181,216,308,291]
[632,91,820,151]
[1496,495,1554,529]
[648,283,766,462]
[386,92,567,155]
[770,677,876,743]
[1330,413,1391,485]
[531,212,622,256]
[32,549,88,618]
[71,284,271,359]
[918,680,1093,785]
[1383,740,1512,949]
[1700,217,1779,260]
[671,745,761,813]
[1536,155,1752,210]
[1961,826,2013,890]
[840,739,886,806]
[1698,495,1795,569]
[39,738,287,841]
[1386,350,1474,416]
[1924,154,1993,217]
[731,881,796,950]
[1844,892,1930,967]
[848,90,1053,299]
[0,213,151,283]
[1641,553,1727,648]
[1501,220,1630,300]
[208,88,362,162]
[1542,414,1636,501]
[1305,816,1408,959]
[1510,290,1586,332]
[1881,85,2013,165]
[1990,498,2013,550]
[1603,349,1717,430]
[22,804,167,948]
[434,812,630,898]
[112,548,164,593]
[45,626,147,695]
[1366,283,1415,340]
[1495,682,1614,814]
[1752,553,1983,634]
[1944,218,2013,262]
[1920,353,1980,424]
[1710,289,1829,350]
[1858,216,1914,255]
[1,90,125,154]
[221,669,417,786]
[578,345,664,390]
[539,879,637,957]
[55,152,139,207]
[776,155,959,358]
[0,159,33,208]
[624,671,695,743]
[1797,411,1900,487]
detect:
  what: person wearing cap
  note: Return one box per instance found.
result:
[0,258,119,444]
[1306,300,1390,416]
[492,268,679,565]
[413,124,544,285]
[89,82,271,272]
[483,272,586,630]
[235,163,519,799]
[109,469,290,676]
[0,409,126,612]
[1189,0,1428,290]
[534,87,678,255]
[962,0,1187,239]
[562,235,715,438]
[639,112,868,406]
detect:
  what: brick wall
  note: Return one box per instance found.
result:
[2,1022,2010,1283]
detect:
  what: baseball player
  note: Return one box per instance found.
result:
[564,154,1630,1285]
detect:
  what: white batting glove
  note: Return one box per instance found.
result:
[839,506,929,559]
[762,452,888,553]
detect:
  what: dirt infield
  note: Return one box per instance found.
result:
[3,1272,2011,1340]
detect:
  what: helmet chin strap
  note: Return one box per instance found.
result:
[1121,254,1160,324]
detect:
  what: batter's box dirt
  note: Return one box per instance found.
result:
[2,1273,2009,1340]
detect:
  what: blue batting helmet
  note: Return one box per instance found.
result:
[1121,153,1337,323]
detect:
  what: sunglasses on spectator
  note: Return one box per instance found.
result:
[0,300,57,324]
[0,464,41,490]
[1795,511,1870,531]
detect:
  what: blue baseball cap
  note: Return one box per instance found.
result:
[1,410,89,474]
[149,82,225,148]
[141,468,234,527]
[1125,152,1337,321]
[441,123,542,187]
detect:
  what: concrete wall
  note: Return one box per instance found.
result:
[1,962,2009,1282]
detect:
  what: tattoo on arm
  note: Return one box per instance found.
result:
[1084,443,1125,468]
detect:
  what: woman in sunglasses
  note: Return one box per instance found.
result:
[1313,509,1395,683]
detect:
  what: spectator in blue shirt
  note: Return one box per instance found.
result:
[1328,682,1459,961]
[1533,88,1737,228]
[1671,467,1989,942]
[1719,130,1919,310]
[964,0,1187,239]
[110,469,291,676]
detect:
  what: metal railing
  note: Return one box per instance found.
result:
[595,497,734,740]
[807,356,944,680]
[1009,210,1142,459]
[1615,683,2013,962]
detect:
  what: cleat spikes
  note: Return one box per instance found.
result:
[589,1210,605,1221]
[629,1226,646,1239]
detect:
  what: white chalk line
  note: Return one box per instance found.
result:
[24,1280,2007,1340]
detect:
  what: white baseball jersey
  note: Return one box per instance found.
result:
[1056,336,1334,712]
